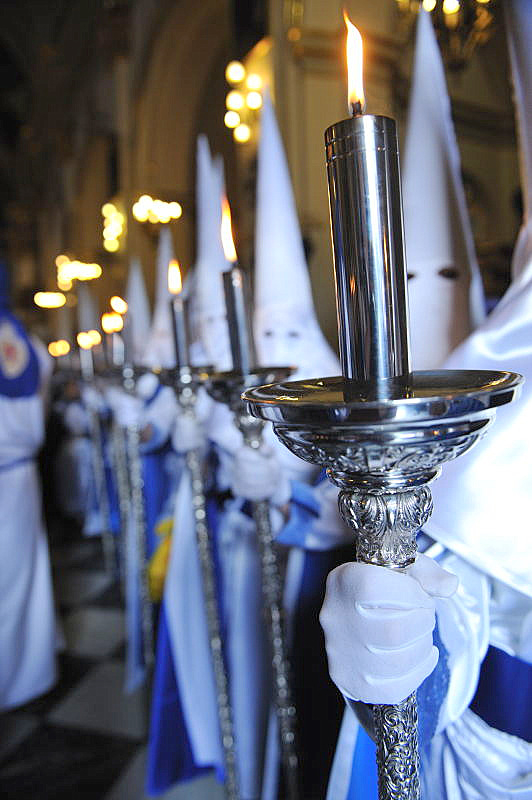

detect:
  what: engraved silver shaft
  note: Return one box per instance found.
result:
[337,485,432,800]
[111,420,130,591]
[176,382,240,800]
[126,423,154,668]
[235,409,300,800]
[88,406,116,574]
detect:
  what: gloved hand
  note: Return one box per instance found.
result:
[172,412,205,453]
[107,388,144,428]
[64,402,89,435]
[229,444,291,506]
[320,554,458,705]
[81,385,103,412]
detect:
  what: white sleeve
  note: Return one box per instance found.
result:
[433,550,490,733]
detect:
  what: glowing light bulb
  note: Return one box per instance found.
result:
[34,291,67,309]
[169,202,182,219]
[110,296,128,315]
[422,0,437,10]
[246,91,262,110]
[101,202,116,217]
[233,123,251,143]
[224,110,241,129]
[226,90,244,111]
[246,74,262,90]
[443,0,460,13]
[132,202,149,222]
[225,61,246,84]
[104,239,119,253]
[55,254,69,268]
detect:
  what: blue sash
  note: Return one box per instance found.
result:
[470,645,532,742]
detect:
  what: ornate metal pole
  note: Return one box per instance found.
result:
[167,277,240,799]
[87,404,116,574]
[206,367,299,800]
[108,363,154,669]
[168,366,240,800]
[205,266,300,800]
[243,115,523,800]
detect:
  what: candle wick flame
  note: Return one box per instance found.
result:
[343,9,365,116]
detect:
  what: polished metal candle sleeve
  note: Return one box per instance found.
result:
[223,267,257,375]
[325,115,411,383]
[170,296,190,371]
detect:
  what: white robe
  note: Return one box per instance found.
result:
[0,378,57,709]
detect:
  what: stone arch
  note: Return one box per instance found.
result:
[132,0,236,297]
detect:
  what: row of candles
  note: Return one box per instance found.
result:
[54,191,254,385]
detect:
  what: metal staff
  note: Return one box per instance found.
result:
[87,403,116,574]
[168,275,240,800]
[76,334,117,574]
[108,354,154,670]
[205,264,300,800]
[243,113,522,800]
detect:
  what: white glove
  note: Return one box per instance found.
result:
[320,554,458,705]
[81,385,103,412]
[107,388,144,428]
[64,402,89,435]
[172,413,205,453]
[229,445,291,505]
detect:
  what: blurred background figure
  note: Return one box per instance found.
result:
[0,259,57,710]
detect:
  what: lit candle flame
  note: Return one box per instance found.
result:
[167,259,183,295]
[77,331,94,350]
[344,10,365,116]
[221,196,237,263]
[101,312,123,333]
[110,295,128,314]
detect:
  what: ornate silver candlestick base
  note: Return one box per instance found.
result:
[206,366,301,800]
[243,369,522,800]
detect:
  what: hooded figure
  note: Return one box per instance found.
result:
[322,12,532,800]
[142,227,176,369]
[505,0,532,282]
[146,136,231,796]
[226,90,353,800]
[194,135,233,372]
[125,257,151,366]
[0,261,57,709]
[402,9,484,370]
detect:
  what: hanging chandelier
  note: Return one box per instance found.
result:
[396,0,497,70]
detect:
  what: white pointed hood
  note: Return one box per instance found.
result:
[77,283,99,332]
[193,135,232,370]
[142,227,176,368]
[254,89,339,381]
[403,9,485,370]
[424,257,532,598]
[125,258,151,365]
[505,0,532,282]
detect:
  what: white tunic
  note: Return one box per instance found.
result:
[0,350,57,709]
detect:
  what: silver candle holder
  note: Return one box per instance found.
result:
[204,264,300,800]
[243,114,522,800]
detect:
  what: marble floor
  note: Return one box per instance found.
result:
[0,535,224,800]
